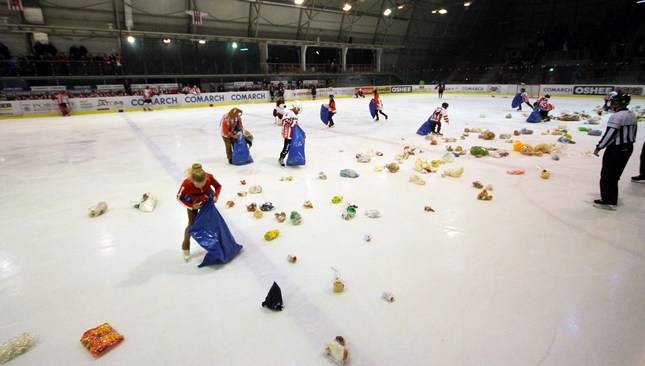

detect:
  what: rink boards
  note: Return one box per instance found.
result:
[1,83,643,119]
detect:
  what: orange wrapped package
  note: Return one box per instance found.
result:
[80,323,124,357]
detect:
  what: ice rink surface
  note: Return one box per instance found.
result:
[1,93,644,366]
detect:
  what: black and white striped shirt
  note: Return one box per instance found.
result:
[596,109,638,150]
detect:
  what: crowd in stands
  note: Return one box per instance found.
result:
[0,41,124,77]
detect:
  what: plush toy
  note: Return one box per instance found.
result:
[274,212,286,223]
[477,189,493,201]
[260,202,274,212]
[287,254,297,263]
[442,167,464,178]
[365,209,381,218]
[80,323,123,357]
[472,181,484,189]
[325,336,349,365]
[264,229,280,241]
[246,203,257,212]
[409,174,426,185]
[226,201,235,208]
[303,201,314,209]
[237,191,248,197]
[290,211,302,225]
[253,209,264,219]
[133,193,156,212]
[88,202,108,217]
[0,333,35,364]
[340,169,360,178]
[540,169,551,179]
[261,282,283,311]
[470,146,489,158]
[319,171,328,180]
[424,206,435,212]
[386,162,400,173]
[355,153,371,163]
[249,185,262,194]
[331,196,343,204]
[479,130,495,140]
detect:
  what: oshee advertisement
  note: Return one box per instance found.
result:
[573,86,614,95]
[390,86,412,93]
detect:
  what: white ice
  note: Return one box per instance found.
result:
[1,93,644,366]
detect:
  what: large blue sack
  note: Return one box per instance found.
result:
[527,108,542,123]
[511,94,522,108]
[189,194,243,267]
[231,135,253,165]
[320,104,330,125]
[416,119,433,136]
[287,125,306,166]
[369,99,377,118]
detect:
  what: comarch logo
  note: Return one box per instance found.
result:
[185,94,225,104]
[543,86,573,94]
[131,96,178,106]
[230,92,267,101]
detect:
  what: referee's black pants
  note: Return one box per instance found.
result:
[600,143,633,205]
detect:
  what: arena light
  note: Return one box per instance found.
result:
[240,48,248,52]
[232,42,238,49]
[126,35,135,44]
[162,38,171,44]
[383,8,392,16]
[464,1,472,7]
[343,3,352,11]
[397,4,405,9]
[438,8,448,14]
[294,0,304,4]
[431,10,437,14]
[198,39,206,44]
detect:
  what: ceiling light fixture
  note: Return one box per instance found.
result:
[343,3,352,11]
[383,8,392,16]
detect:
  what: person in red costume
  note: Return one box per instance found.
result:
[176,163,222,261]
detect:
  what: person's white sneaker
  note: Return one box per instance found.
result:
[183,250,191,262]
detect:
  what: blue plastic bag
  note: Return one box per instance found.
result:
[527,108,542,123]
[287,125,306,166]
[189,194,243,267]
[369,99,377,118]
[511,94,522,108]
[320,104,330,125]
[231,135,253,165]
[416,119,434,136]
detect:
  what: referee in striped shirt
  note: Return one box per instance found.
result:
[593,92,638,210]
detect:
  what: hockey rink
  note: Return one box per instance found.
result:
[1,93,644,365]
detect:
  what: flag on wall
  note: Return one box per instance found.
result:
[185,9,208,25]
[7,0,24,11]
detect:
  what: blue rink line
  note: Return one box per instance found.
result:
[121,114,358,361]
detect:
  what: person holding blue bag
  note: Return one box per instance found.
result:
[176,163,222,262]
[220,108,253,164]
[279,104,304,167]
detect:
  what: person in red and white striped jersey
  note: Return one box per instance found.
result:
[593,93,638,210]
[429,102,450,136]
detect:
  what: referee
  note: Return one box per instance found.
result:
[593,92,638,210]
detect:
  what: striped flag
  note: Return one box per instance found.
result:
[7,0,23,11]
[185,9,207,25]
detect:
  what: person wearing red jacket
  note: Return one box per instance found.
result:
[327,95,336,127]
[176,163,222,261]
[220,107,244,164]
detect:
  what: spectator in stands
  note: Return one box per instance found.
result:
[191,85,201,94]
[310,84,317,100]
[182,84,192,94]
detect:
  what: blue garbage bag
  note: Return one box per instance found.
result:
[512,94,522,108]
[287,125,306,166]
[189,194,243,267]
[369,99,377,118]
[320,104,330,126]
[231,135,253,165]
[416,118,434,136]
[527,108,542,123]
